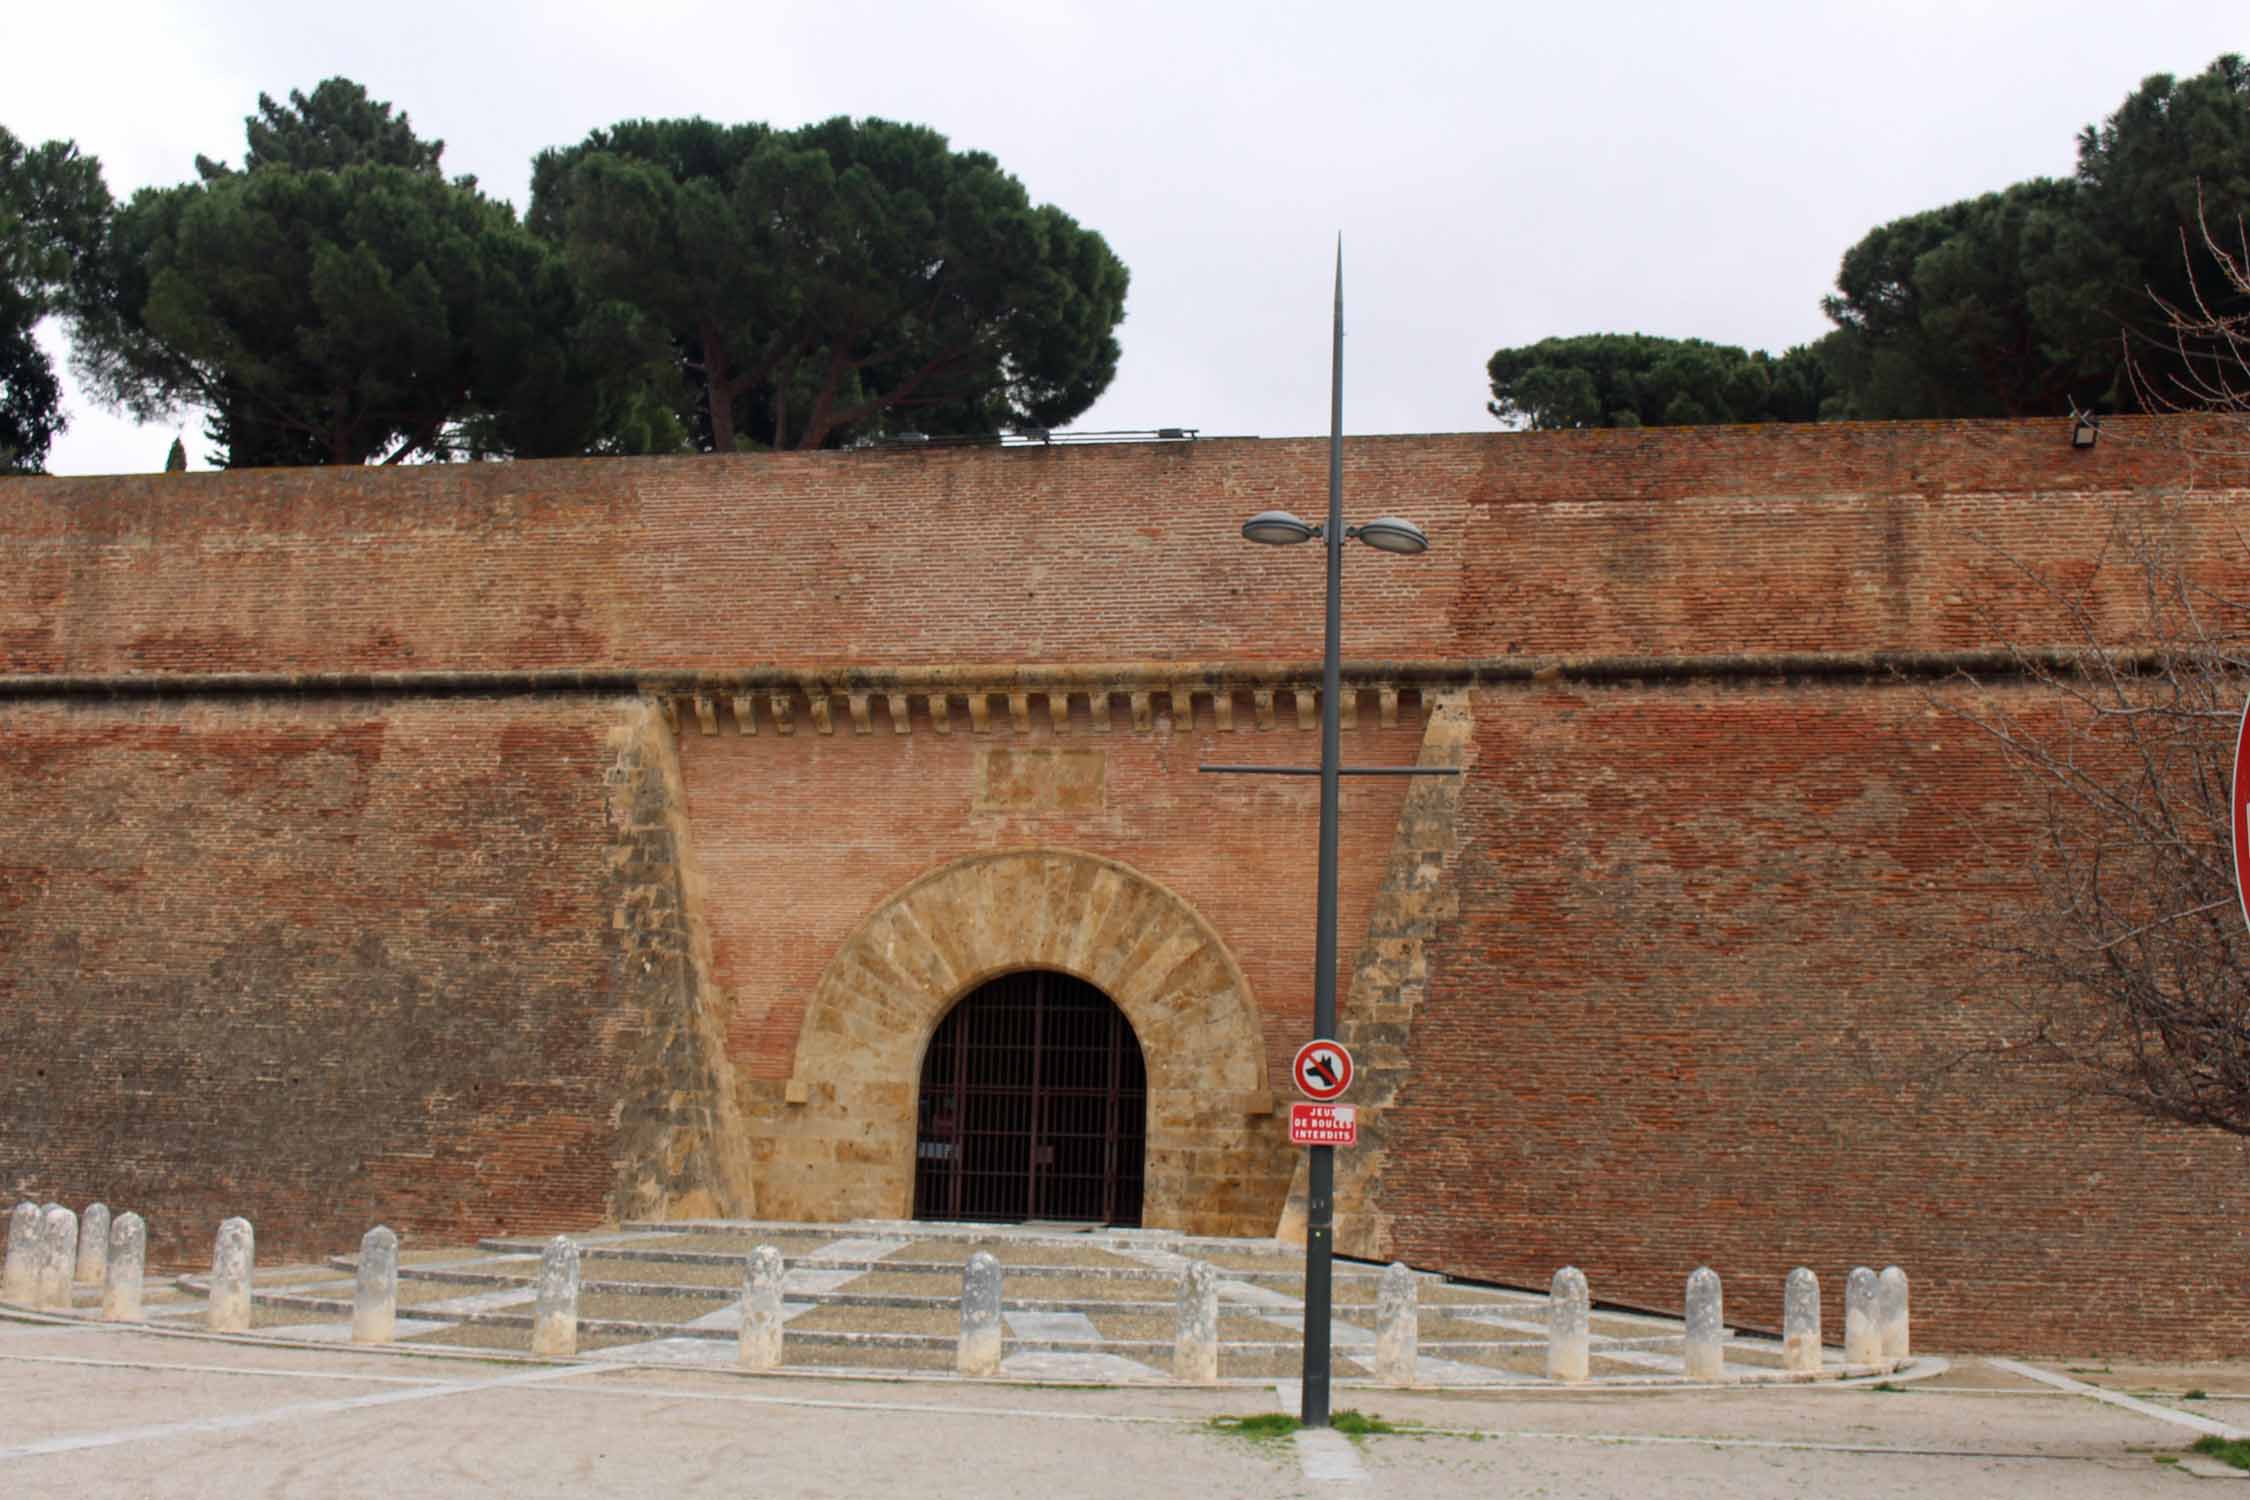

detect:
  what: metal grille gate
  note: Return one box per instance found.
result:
[912,970,1148,1226]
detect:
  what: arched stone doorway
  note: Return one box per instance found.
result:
[913,969,1148,1226]
[761,848,1289,1236]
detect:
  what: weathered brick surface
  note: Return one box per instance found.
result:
[1391,677,2250,1358]
[5,417,2250,1353]
[0,695,744,1268]
[5,417,2244,678]
[673,701,1424,1100]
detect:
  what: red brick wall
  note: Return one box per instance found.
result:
[1390,678,2250,1357]
[7,417,2244,679]
[5,418,2250,1353]
[673,699,1425,1103]
[0,695,739,1268]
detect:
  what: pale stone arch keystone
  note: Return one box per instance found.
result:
[766,848,1282,1235]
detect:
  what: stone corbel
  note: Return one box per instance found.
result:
[732,694,758,734]
[693,695,719,736]
[1047,692,1070,735]
[807,691,835,736]
[1294,687,1318,731]
[1378,687,1399,729]
[887,693,912,735]
[1089,690,1113,734]
[1254,689,1275,731]
[1339,687,1358,731]
[968,694,992,735]
[1008,692,1031,735]
[1170,684,1194,732]
[930,694,952,734]
[846,693,873,735]
[1129,691,1152,732]
[768,693,794,735]
[1213,689,1234,732]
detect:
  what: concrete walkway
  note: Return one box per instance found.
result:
[0,1316,2232,1498]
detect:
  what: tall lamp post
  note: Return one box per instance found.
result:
[1203,246,1444,1428]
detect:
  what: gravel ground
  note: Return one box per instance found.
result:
[1439,1341,1556,1378]
[394,1322,658,1355]
[392,1246,501,1267]
[789,1303,957,1337]
[606,1232,838,1256]
[244,1304,347,1329]
[1218,1348,1369,1379]
[577,1291,733,1323]
[1087,1312,1294,1343]
[849,1271,1164,1302]
[1186,1249,1307,1272]
[397,1278,528,1309]
[782,1342,958,1373]
[886,1240,1145,1269]
[580,1257,747,1288]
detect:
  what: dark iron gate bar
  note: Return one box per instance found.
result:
[913,969,1148,1227]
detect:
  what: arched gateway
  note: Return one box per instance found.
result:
[763,849,1287,1237]
[913,969,1148,1226]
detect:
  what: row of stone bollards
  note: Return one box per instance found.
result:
[9,1206,1913,1386]
[3,1201,148,1321]
[1539,1263,1911,1382]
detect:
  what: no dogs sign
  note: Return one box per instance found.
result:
[1292,1039,1354,1102]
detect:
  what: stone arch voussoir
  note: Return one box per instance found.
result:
[779,848,1281,1233]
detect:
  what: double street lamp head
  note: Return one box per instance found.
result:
[1239,510,1430,555]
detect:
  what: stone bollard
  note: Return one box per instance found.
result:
[1173,1259,1218,1385]
[531,1236,581,1357]
[3,1201,38,1303]
[1843,1266,1881,1368]
[208,1217,254,1332]
[103,1213,146,1323]
[1782,1267,1821,1375]
[1375,1262,1419,1387]
[958,1251,1003,1377]
[739,1245,785,1370]
[353,1226,399,1345]
[1546,1266,1589,1383]
[75,1203,110,1285]
[1878,1266,1910,1366]
[37,1205,79,1311]
[1683,1266,1724,1381]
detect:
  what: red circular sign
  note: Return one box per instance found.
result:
[1292,1039,1354,1102]
[2234,693,2250,933]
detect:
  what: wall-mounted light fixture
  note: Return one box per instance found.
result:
[2071,414,2099,449]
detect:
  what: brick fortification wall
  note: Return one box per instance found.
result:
[5,415,2249,1350]
[0,694,749,1267]
[1395,678,2250,1357]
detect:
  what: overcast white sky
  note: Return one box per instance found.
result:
[12,0,2244,474]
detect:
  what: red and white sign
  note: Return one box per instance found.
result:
[1291,1038,1354,1102]
[2235,693,2250,932]
[1289,1102,1358,1146]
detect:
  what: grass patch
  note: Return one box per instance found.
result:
[1211,1413,1300,1441]
[1330,1410,1402,1438]
[2184,1388,2208,1400]
[2191,1436,2250,1471]
[1869,1381,1904,1394]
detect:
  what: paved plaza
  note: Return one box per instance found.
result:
[3,1219,2244,1494]
[1,1315,2240,1496]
